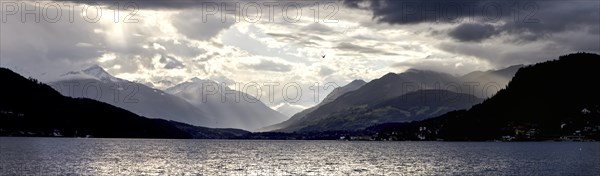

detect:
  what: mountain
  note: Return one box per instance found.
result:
[321,79,367,104]
[258,79,367,132]
[273,103,308,118]
[273,66,519,132]
[372,53,600,141]
[166,78,288,131]
[0,67,251,138]
[49,65,214,127]
[459,64,522,98]
[460,64,522,84]
[283,90,482,132]
[0,67,186,138]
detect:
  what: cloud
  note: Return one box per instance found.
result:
[301,23,335,34]
[3,0,598,110]
[335,42,395,55]
[242,59,292,72]
[0,6,105,80]
[221,25,308,64]
[159,55,185,69]
[343,0,600,43]
[390,54,491,75]
[265,33,301,44]
[338,0,599,73]
[319,66,335,76]
[53,0,231,10]
[448,23,498,42]
[437,41,562,67]
[171,11,235,41]
[151,39,206,58]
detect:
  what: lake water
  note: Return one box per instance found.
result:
[1,138,599,175]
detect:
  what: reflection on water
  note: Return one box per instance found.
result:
[1,138,599,175]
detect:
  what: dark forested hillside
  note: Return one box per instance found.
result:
[373,53,600,141]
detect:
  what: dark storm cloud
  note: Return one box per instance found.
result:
[498,1,600,42]
[343,0,600,43]
[54,0,229,9]
[342,0,595,25]
[55,0,320,10]
[449,23,498,42]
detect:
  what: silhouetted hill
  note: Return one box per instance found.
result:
[0,68,249,138]
[373,53,600,141]
[0,68,188,138]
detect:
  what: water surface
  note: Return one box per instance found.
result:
[1,138,599,175]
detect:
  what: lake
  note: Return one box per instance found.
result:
[1,138,599,175]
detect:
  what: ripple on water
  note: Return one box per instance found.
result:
[1,138,599,175]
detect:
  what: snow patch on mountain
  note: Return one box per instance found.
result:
[55,65,124,83]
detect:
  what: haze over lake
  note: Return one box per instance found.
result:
[1,138,599,175]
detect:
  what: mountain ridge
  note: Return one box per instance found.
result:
[273,65,521,132]
[0,67,251,138]
[257,79,367,132]
[165,76,289,131]
[286,89,482,132]
[50,65,215,127]
[50,65,289,131]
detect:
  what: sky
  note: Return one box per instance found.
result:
[1,0,599,109]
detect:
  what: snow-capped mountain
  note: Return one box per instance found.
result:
[49,65,214,127]
[166,78,289,130]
